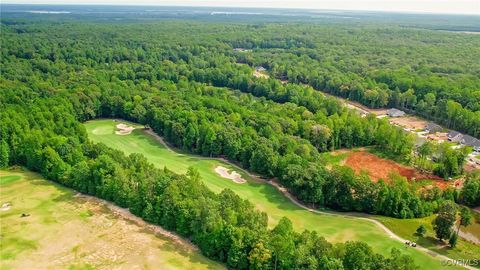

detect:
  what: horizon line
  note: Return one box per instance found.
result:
[1,2,479,16]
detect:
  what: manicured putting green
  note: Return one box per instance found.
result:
[84,119,460,270]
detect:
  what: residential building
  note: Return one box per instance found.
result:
[386,108,405,117]
[447,131,463,142]
[425,123,442,133]
[461,135,480,151]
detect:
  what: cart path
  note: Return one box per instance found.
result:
[143,126,473,270]
[265,179,475,270]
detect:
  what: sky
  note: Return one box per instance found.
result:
[3,0,480,15]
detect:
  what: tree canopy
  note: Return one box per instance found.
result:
[1,12,478,269]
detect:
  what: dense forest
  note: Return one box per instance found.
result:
[2,16,480,139]
[230,25,480,138]
[1,10,480,269]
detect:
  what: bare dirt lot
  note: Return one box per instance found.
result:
[345,100,389,116]
[388,116,428,130]
[344,151,449,189]
[426,132,448,142]
[321,92,388,116]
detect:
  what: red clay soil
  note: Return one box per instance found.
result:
[345,151,450,189]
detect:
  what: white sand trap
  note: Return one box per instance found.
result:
[115,123,135,135]
[214,166,246,184]
[1,202,11,211]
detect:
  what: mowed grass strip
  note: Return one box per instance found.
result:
[0,169,224,270]
[84,119,463,270]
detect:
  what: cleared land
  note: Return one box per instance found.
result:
[346,100,389,116]
[389,116,429,130]
[0,169,224,270]
[344,150,449,189]
[322,149,451,190]
[84,119,466,270]
[321,91,388,116]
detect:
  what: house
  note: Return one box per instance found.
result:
[461,135,480,151]
[255,66,267,72]
[425,123,442,133]
[386,108,405,117]
[447,130,463,142]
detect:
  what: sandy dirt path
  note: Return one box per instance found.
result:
[457,230,480,245]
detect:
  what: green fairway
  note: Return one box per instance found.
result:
[0,169,224,270]
[84,119,466,270]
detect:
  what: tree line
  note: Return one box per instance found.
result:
[3,20,478,138]
[1,71,421,270]
[2,20,476,219]
[1,18,479,269]
[227,25,480,138]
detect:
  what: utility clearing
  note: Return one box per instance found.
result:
[0,170,224,270]
[84,119,470,270]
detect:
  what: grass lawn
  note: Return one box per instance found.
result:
[84,119,466,270]
[318,151,348,166]
[375,215,480,268]
[459,209,480,246]
[0,169,224,270]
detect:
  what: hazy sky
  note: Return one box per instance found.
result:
[4,0,480,15]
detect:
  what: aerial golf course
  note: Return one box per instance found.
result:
[85,119,466,270]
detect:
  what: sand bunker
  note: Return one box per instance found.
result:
[214,166,246,184]
[1,202,11,211]
[115,123,135,135]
